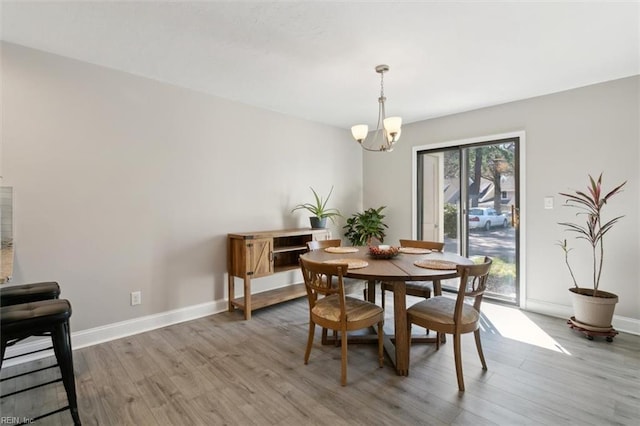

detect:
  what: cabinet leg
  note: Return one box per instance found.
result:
[244,277,252,320]
[228,274,235,312]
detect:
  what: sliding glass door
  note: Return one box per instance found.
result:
[416,135,521,304]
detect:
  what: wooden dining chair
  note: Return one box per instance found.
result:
[299,257,384,386]
[306,238,342,344]
[306,238,365,344]
[306,239,342,251]
[381,239,445,310]
[406,257,492,391]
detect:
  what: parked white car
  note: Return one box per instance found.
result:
[468,207,509,230]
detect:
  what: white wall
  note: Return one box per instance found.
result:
[3,40,638,341]
[1,42,363,333]
[363,76,639,328]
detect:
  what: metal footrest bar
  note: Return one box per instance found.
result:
[17,405,71,425]
[1,363,58,382]
[3,345,54,361]
[1,377,62,398]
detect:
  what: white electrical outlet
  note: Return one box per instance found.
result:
[130,291,142,306]
[544,196,554,209]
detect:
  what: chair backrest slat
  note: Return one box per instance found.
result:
[454,257,492,322]
[299,257,347,302]
[307,239,342,251]
[399,239,444,252]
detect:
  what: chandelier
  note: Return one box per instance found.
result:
[351,64,402,152]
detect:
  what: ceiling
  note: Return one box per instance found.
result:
[2,1,639,129]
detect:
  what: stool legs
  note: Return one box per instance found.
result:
[1,299,81,424]
[0,341,6,370]
[52,321,81,425]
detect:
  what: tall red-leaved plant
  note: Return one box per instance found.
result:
[557,173,626,296]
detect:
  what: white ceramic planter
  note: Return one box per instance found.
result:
[569,287,618,328]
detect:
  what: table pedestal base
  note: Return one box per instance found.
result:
[321,328,442,377]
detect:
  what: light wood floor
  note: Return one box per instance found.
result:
[2,289,639,425]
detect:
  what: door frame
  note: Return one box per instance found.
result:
[416,152,444,242]
[411,131,527,309]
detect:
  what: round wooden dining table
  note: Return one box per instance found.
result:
[300,246,473,376]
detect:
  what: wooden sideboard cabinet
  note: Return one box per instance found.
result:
[227,228,330,319]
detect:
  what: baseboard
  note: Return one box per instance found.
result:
[3,299,228,367]
[525,298,640,335]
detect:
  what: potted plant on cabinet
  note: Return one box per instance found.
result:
[343,206,388,246]
[557,173,626,331]
[291,186,341,229]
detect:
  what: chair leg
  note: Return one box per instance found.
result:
[433,281,446,344]
[435,332,440,350]
[423,293,430,335]
[340,328,348,386]
[0,340,6,370]
[304,321,316,364]
[377,321,384,368]
[52,321,81,425]
[366,280,376,304]
[474,329,487,370]
[453,333,465,392]
[381,286,386,310]
[321,328,340,346]
[406,323,412,364]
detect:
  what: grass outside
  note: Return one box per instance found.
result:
[472,255,516,299]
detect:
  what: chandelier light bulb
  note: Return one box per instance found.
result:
[383,116,402,134]
[351,124,369,142]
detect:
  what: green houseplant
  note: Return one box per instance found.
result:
[557,173,626,329]
[343,206,388,246]
[291,186,341,229]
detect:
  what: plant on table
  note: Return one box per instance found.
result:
[343,206,388,246]
[291,186,341,229]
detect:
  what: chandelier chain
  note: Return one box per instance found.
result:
[350,64,402,152]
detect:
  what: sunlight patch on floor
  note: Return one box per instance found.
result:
[481,302,571,354]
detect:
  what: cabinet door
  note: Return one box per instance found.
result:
[247,238,273,278]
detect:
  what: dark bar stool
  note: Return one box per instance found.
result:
[0,281,60,306]
[1,299,81,425]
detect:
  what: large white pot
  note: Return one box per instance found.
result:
[569,287,618,328]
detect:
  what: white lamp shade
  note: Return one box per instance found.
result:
[351,124,369,141]
[383,116,402,134]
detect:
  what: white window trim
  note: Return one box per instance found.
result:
[411,131,527,308]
